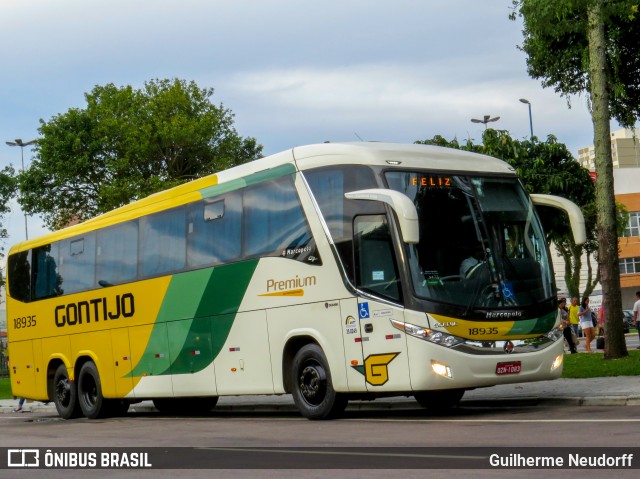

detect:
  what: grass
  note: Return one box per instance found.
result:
[0,350,638,400]
[561,348,640,378]
[0,377,13,400]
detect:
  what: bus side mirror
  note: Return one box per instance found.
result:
[530,194,586,245]
[345,189,419,244]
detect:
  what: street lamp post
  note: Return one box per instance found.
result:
[6,138,36,240]
[470,115,500,129]
[519,98,534,139]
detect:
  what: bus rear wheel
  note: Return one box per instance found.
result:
[78,361,109,419]
[52,363,81,419]
[291,343,347,420]
[414,389,465,411]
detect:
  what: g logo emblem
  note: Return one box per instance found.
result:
[352,353,400,386]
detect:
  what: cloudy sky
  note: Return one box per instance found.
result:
[0,0,606,246]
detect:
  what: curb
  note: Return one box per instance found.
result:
[3,395,640,415]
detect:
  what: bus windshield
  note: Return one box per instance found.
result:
[385,172,554,310]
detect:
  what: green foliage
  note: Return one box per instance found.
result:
[0,378,12,399]
[511,0,640,128]
[18,79,263,229]
[0,166,17,292]
[510,0,638,359]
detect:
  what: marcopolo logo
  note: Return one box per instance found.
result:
[7,449,40,468]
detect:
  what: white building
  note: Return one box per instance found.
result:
[578,127,640,170]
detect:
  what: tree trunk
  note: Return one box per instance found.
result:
[588,0,627,359]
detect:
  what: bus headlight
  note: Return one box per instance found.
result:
[391,319,464,348]
[545,327,564,342]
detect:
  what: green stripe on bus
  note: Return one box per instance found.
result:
[199,163,296,199]
[507,311,557,336]
[128,259,259,378]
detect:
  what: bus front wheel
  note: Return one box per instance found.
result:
[414,389,465,411]
[52,363,81,419]
[291,344,347,420]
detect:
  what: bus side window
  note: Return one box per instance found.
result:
[354,214,401,303]
[7,251,31,302]
[97,220,138,285]
[140,206,187,278]
[187,194,242,267]
[59,235,96,295]
[32,243,61,300]
[243,176,312,258]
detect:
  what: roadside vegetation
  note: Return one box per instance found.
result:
[562,348,640,378]
[0,378,11,399]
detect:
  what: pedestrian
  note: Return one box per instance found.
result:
[633,291,640,349]
[559,298,577,354]
[13,397,25,413]
[459,244,484,277]
[578,297,595,352]
[597,304,605,338]
[568,297,581,337]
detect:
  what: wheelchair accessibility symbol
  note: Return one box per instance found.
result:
[358,302,370,319]
[502,282,515,299]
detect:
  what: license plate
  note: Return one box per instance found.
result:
[496,361,521,375]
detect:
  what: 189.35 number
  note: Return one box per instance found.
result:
[13,315,37,329]
[468,327,498,335]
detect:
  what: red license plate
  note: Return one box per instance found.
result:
[496,361,521,375]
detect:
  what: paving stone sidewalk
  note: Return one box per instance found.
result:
[2,376,639,415]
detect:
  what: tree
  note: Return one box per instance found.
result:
[510,0,640,359]
[417,130,601,299]
[18,79,263,230]
[0,166,17,294]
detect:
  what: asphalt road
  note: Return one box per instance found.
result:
[1,404,639,479]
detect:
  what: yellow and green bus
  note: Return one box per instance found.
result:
[6,142,585,420]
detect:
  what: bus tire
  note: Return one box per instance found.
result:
[52,363,81,419]
[414,389,465,411]
[291,343,347,420]
[77,361,108,419]
[153,397,219,415]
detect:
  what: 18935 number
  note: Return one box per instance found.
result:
[13,315,37,329]
[468,327,498,335]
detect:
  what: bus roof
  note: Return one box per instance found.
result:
[9,142,515,253]
[292,142,516,175]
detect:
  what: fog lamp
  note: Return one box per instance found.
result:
[431,360,453,379]
[551,354,563,371]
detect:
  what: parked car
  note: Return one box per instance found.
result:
[622,310,634,333]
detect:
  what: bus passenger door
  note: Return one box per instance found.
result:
[353,214,409,392]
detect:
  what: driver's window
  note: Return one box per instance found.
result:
[354,215,401,303]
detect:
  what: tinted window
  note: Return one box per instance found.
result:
[188,193,242,268]
[7,251,31,302]
[140,207,186,277]
[59,235,96,295]
[354,215,401,302]
[32,243,62,300]
[304,165,380,283]
[97,221,138,285]
[244,176,312,257]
